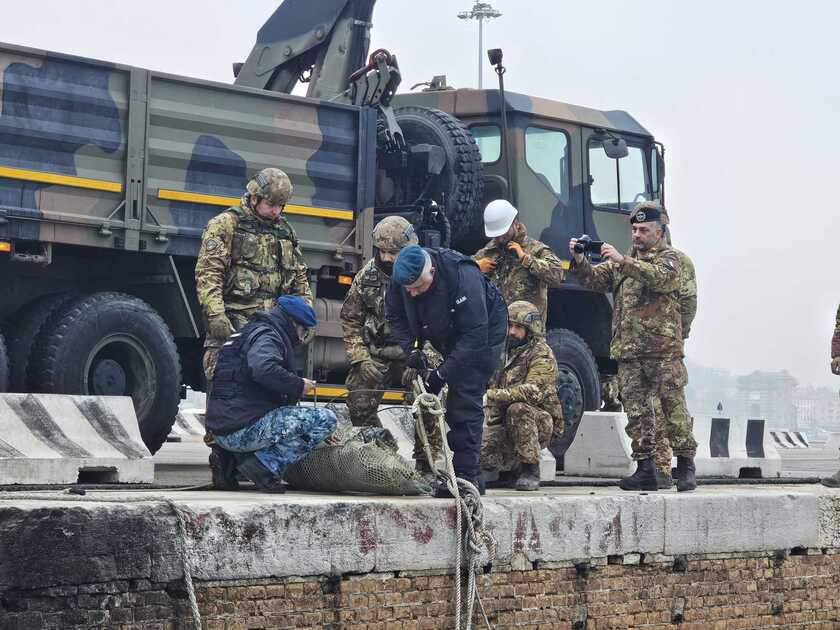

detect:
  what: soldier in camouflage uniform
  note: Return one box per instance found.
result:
[340,216,442,474]
[480,301,564,491]
[474,199,565,324]
[196,168,312,381]
[820,304,840,487]
[569,204,698,492]
[649,204,698,489]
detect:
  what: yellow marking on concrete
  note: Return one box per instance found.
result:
[0,166,122,193]
[157,189,354,221]
[309,385,405,402]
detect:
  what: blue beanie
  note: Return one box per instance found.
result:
[392,245,428,285]
[276,295,317,328]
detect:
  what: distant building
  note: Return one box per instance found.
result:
[794,386,840,431]
[685,360,738,417]
[735,370,798,428]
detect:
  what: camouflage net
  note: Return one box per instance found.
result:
[283,409,431,495]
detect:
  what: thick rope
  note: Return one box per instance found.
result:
[411,378,495,630]
[0,491,203,630]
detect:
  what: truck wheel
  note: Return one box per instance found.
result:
[546,328,601,461]
[387,106,484,245]
[31,292,181,454]
[6,293,77,392]
[0,332,8,392]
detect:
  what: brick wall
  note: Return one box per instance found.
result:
[2,549,840,629]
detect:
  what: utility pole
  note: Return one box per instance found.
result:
[457,2,502,88]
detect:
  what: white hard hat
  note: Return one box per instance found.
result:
[483,199,518,237]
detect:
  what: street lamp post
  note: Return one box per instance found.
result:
[457,2,502,88]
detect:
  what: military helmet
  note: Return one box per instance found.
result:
[507,300,543,336]
[484,199,518,237]
[246,168,293,206]
[372,216,418,252]
[629,200,666,225]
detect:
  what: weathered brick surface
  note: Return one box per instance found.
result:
[2,550,840,628]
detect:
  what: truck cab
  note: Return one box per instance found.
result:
[396,87,666,443]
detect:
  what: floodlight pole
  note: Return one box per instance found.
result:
[457,2,502,89]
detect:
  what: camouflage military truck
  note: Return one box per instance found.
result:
[0,0,665,455]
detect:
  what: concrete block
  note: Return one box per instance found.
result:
[563,412,634,477]
[662,491,817,555]
[693,415,781,478]
[491,494,665,562]
[169,408,205,439]
[0,394,153,484]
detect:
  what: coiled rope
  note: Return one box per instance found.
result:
[411,378,496,630]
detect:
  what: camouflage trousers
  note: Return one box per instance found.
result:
[202,310,254,381]
[215,406,337,476]
[345,357,442,462]
[480,402,555,471]
[617,358,697,462]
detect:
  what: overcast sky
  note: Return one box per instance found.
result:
[0,1,836,388]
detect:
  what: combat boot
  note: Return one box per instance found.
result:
[656,468,673,490]
[675,456,697,492]
[236,454,286,493]
[514,463,541,492]
[619,458,658,492]
[431,476,485,498]
[209,446,239,491]
[821,469,840,488]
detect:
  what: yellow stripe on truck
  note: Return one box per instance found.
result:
[308,386,405,402]
[157,189,354,221]
[0,165,122,193]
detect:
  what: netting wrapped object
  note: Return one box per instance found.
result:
[283,414,431,495]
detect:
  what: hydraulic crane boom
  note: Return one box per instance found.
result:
[234,0,376,102]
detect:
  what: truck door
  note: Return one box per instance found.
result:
[581,128,654,253]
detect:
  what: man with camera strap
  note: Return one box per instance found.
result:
[568,203,698,492]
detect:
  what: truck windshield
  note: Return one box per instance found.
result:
[470,124,501,163]
[588,140,649,211]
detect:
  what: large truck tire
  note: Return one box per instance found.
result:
[390,106,484,245]
[6,293,78,392]
[31,292,181,454]
[0,332,8,392]
[546,328,601,463]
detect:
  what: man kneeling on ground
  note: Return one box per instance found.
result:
[480,301,564,491]
[205,295,337,492]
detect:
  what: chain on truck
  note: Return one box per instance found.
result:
[0,0,666,457]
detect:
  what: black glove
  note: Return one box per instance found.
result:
[406,349,427,371]
[425,369,445,395]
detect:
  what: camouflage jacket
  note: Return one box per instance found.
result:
[485,335,563,426]
[195,202,312,320]
[672,248,697,339]
[570,239,683,360]
[833,304,840,359]
[340,258,394,364]
[473,222,565,323]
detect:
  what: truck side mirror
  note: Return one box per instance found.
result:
[602,137,628,160]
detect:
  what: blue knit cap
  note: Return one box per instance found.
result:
[392,245,428,285]
[276,295,317,328]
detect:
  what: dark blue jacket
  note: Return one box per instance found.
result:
[206,307,304,435]
[386,248,508,382]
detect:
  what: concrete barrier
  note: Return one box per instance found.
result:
[693,415,781,478]
[563,411,635,477]
[0,393,153,484]
[168,408,206,440]
[563,412,782,479]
